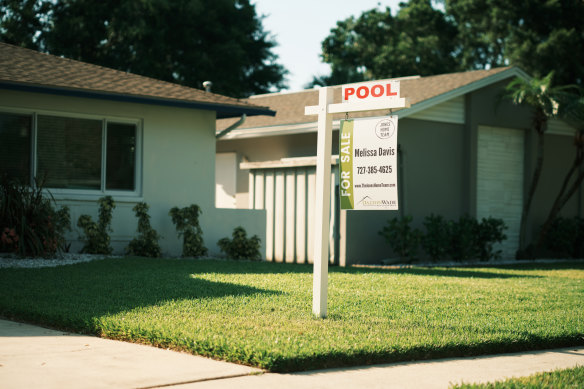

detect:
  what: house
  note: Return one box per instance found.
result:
[0,42,272,256]
[216,67,583,265]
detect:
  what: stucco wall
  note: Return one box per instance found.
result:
[343,118,466,264]
[0,89,266,257]
[467,81,583,247]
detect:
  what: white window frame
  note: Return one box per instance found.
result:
[1,107,143,200]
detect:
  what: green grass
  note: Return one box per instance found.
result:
[452,365,584,388]
[0,258,583,372]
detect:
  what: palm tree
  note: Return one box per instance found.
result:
[503,72,575,253]
[537,95,584,248]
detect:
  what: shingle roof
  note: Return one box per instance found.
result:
[217,67,518,130]
[0,42,274,118]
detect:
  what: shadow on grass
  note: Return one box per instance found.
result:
[0,257,282,333]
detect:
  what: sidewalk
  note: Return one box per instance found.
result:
[1,319,583,389]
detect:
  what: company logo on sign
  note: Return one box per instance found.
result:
[375,119,395,139]
[342,80,400,104]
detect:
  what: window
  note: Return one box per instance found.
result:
[106,122,136,191]
[0,110,140,195]
[37,115,103,189]
[0,112,32,184]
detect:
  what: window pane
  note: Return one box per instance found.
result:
[0,112,32,184]
[106,123,136,191]
[37,115,102,189]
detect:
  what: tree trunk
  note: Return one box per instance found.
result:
[537,143,584,247]
[518,127,545,250]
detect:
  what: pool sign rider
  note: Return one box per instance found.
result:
[305,79,407,318]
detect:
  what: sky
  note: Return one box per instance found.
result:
[253,1,403,92]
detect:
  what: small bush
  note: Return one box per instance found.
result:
[421,214,450,262]
[379,215,421,261]
[542,217,584,258]
[447,215,478,262]
[476,217,507,261]
[218,226,262,260]
[0,175,71,257]
[169,204,208,257]
[385,214,508,263]
[126,202,161,257]
[77,196,115,255]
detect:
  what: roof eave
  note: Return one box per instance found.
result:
[396,67,530,120]
[0,81,276,119]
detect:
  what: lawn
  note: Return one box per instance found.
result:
[452,365,584,388]
[0,258,583,372]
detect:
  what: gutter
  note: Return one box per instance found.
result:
[0,82,275,119]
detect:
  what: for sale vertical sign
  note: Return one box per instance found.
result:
[339,116,399,210]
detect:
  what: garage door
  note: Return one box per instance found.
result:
[477,126,524,259]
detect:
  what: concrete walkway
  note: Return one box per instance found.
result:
[1,319,583,389]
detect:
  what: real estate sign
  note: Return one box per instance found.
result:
[339,116,399,210]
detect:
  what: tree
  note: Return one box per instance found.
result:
[537,96,584,247]
[503,73,577,252]
[314,0,584,88]
[0,0,50,50]
[0,0,287,97]
[444,0,584,88]
[312,0,459,86]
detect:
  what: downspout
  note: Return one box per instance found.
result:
[216,114,246,139]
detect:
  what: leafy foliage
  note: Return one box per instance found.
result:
[313,0,459,86]
[169,204,207,257]
[541,217,584,259]
[445,0,584,87]
[313,0,584,88]
[126,202,161,258]
[379,215,422,261]
[382,214,507,262]
[503,73,580,251]
[217,226,261,260]
[448,215,480,262]
[77,196,115,255]
[0,175,71,257]
[0,0,287,97]
[421,214,450,262]
[475,217,507,262]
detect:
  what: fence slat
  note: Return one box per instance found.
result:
[295,168,307,264]
[265,171,274,261]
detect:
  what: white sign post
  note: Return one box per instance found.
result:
[305,80,407,318]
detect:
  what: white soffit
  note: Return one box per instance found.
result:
[548,119,577,136]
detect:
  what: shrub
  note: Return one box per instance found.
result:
[0,175,71,257]
[476,217,507,261]
[542,217,584,258]
[379,215,421,261]
[126,202,161,257]
[217,226,262,260]
[447,215,478,262]
[77,196,115,255]
[169,204,208,257]
[421,214,450,262]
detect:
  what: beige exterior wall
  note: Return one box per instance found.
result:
[467,81,583,247]
[343,118,467,264]
[0,89,266,257]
